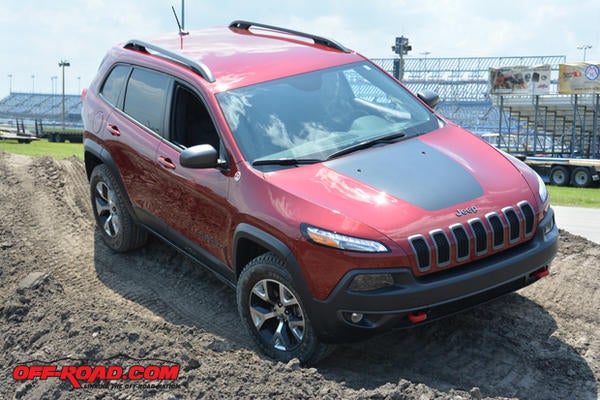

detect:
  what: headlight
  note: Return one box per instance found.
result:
[301,224,388,253]
[536,173,548,203]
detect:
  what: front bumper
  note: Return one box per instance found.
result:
[307,208,559,343]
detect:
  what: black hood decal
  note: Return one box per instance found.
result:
[325,139,483,211]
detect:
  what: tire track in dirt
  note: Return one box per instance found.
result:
[18,153,248,345]
[24,155,102,305]
[92,234,248,345]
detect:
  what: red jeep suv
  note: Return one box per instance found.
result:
[82,21,558,363]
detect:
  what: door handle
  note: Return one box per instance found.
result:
[158,156,176,170]
[107,124,121,136]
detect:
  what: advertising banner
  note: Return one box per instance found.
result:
[490,65,551,95]
[559,63,600,94]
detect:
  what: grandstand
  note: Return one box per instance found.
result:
[371,55,566,134]
[0,92,82,127]
[370,55,600,159]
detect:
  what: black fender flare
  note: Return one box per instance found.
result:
[233,223,291,269]
[232,223,318,310]
[84,138,139,223]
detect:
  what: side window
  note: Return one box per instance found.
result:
[100,65,130,107]
[123,68,171,135]
[170,85,220,152]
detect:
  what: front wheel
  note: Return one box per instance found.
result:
[237,253,331,364]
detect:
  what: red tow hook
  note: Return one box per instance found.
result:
[408,311,428,323]
[532,267,550,279]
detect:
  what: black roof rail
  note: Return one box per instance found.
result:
[229,20,351,53]
[124,40,215,83]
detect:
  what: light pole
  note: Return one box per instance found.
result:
[7,74,12,93]
[392,36,412,81]
[577,44,592,62]
[31,74,35,93]
[59,60,70,134]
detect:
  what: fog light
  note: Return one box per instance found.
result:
[350,312,363,324]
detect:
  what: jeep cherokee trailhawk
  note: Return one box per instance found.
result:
[82,21,558,363]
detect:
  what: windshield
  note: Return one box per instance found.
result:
[216,61,441,167]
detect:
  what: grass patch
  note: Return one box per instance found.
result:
[547,185,600,208]
[0,138,83,159]
[43,127,83,135]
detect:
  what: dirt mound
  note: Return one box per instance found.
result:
[0,151,598,399]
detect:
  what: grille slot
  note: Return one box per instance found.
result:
[503,207,521,243]
[450,224,470,262]
[519,201,535,237]
[469,218,488,256]
[409,235,431,272]
[486,213,505,250]
[430,229,451,268]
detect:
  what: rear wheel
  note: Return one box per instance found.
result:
[550,165,570,186]
[237,253,331,364]
[572,167,592,188]
[90,164,147,252]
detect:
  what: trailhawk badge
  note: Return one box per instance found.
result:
[456,205,478,217]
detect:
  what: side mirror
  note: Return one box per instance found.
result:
[417,90,439,109]
[180,144,220,169]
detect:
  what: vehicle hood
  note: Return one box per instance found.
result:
[263,125,537,244]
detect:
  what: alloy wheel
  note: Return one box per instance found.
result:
[249,279,305,351]
[94,181,120,238]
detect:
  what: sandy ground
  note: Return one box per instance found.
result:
[0,151,599,400]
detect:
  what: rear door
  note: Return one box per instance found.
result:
[103,66,171,212]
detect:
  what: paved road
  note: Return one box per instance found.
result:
[553,205,600,245]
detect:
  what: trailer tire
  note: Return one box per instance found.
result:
[572,167,592,188]
[550,166,570,186]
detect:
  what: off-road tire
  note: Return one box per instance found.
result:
[237,252,332,365]
[89,164,148,252]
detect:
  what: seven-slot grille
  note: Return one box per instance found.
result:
[408,201,535,272]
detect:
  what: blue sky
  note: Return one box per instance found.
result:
[1,0,599,97]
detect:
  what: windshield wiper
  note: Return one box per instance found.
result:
[326,132,406,160]
[252,158,322,166]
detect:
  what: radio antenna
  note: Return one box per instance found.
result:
[172,0,188,49]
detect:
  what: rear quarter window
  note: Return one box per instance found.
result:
[100,65,130,106]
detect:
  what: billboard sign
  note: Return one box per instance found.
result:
[490,65,551,95]
[559,63,600,94]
